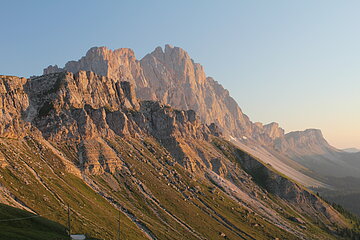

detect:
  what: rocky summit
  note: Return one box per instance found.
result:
[0,45,359,240]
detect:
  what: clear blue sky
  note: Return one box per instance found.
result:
[1,0,360,148]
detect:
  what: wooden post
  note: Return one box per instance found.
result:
[68,204,71,237]
[117,210,120,240]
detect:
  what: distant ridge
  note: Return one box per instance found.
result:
[342,148,360,153]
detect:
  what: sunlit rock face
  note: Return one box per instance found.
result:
[0,75,31,138]
[1,71,217,174]
[44,45,286,144]
[140,45,258,140]
[44,45,354,181]
[44,47,152,98]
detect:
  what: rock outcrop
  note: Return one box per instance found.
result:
[2,71,217,174]
[263,122,285,140]
[0,75,30,138]
[26,71,140,141]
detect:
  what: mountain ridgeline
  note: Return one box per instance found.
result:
[44,45,356,189]
[44,45,340,159]
[0,45,358,239]
[44,45,283,144]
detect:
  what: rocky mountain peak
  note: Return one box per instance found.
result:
[43,45,255,140]
[142,44,206,85]
[254,122,285,140]
[44,46,148,91]
[264,122,285,139]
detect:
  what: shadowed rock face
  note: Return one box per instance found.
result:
[28,71,212,143]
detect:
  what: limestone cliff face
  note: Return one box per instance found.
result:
[44,45,285,143]
[15,71,216,174]
[253,122,285,143]
[25,71,141,142]
[28,71,212,142]
[0,75,30,138]
[140,45,256,139]
[44,47,152,98]
[45,45,346,160]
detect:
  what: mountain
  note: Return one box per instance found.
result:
[343,148,360,153]
[274,129,336,155]
[44,45,282,144]
[40,45,360,198]
[42,45,360,184]
[44,45,329,189]
[272,129,360,178]
[0,72,358,239]
[0,203,68,240]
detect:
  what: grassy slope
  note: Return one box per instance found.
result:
[95,136,323,239]
[0,203,68,240]
[0,135,356,239]
[0,138,148,240]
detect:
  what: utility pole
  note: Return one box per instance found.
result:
[117,210,120,240]
[67,204,71,237]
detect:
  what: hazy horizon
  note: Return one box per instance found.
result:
[1,0,359,149]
